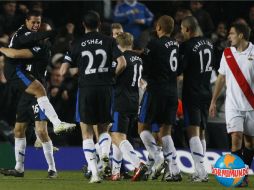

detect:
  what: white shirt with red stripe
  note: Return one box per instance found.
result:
[218,42,254,111]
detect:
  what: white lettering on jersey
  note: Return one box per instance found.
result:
[81,39,103,47]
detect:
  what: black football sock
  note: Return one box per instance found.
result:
[231,149,243,159]
[243,147,254,168]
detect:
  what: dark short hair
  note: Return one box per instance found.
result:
[231,23,251,41]
[26,10,42,20]
[83,10,100,30]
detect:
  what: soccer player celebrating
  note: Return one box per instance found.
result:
[2,10,76,134]
[110,32,146,181]
[209,23,254,187]
[139,15,180,180]
[180,16,214,182]
[61,11,126,183]
[0,23,57,178]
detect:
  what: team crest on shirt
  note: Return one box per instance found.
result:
[248,53,254,61]
[25,32,31,36]
[32,47,41,52]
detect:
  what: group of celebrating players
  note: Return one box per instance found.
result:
[0,8,253,187]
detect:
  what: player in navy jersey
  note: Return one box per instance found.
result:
[2,10,76,135]
[110,32,147,181]
[180,16,214,182]
[0,23,58,178]
[138,15,180,180]
[60,11,126,183]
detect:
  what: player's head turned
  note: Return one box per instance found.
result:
[156,15,174,37]
[82,10,101,32]
[111,23,123,39]
[181,16,200,40]
[116,32,133,50]
[228,23,251,47]
[25,10,42,32]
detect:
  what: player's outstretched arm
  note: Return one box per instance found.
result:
[115,55,126,75]
[209,74,226,118]
[0,47,33,59]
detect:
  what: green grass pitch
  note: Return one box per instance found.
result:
[0,171,253,190]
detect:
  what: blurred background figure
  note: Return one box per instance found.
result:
[190,1,214,38]
[113,0,154,48]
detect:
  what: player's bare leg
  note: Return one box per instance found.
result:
[25,80,76,134]
[35,121,57,178]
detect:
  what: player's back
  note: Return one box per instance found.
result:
[114,50,142,114]
[69,31,122,87]
[144,36,178,95]
[180,36,214,102]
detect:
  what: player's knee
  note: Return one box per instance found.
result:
[28,80,46,97]
[14,127,25,138]
[37,128,48,139]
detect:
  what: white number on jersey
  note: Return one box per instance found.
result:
[26,64,32,71]
[32,104,39,114]
[169,49,178,72]
[132,64,142,87]
[82,49,108,75]
[199,48,212,73]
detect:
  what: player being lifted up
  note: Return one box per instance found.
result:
[139,15,181,181]
[180,16,214,182]
[2,10,76,134]
[60,11,126,183]
[0,23,58,178]
[110,32,147,181]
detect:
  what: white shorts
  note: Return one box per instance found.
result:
[225,109,254,136]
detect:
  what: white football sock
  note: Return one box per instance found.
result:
[112,144,122,175]
[42,140,56,172]
[189,136,206,175]
[171,140,180,175]
[15,137,26,172]
[161,135,174,174]
[119,140,140,168]
[37,96,61,126]
[201,139,206,156]
[140,130,159,160]
[98,132,112,159]
[83,139,98,176]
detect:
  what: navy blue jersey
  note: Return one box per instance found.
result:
[180,36,214,102]
[114,50,142,113]
[63,31,122,86]
[143,36,179,95]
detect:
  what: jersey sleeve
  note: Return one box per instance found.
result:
[112,39,123,60]
[218,50,226,75]
[142,39,154,78]
[63,40,80,67]
[17,31,56,46]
